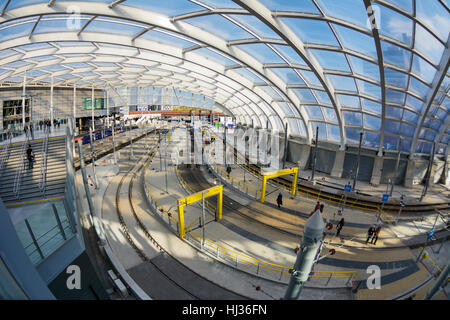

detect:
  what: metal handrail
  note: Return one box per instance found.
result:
[38,130,49,194]
[171,162,358,283]
[13,131,30,198]
[0,131,13,173]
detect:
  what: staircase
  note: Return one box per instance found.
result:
[0,136,67,205]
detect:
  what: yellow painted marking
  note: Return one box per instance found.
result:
[5,196,65,207]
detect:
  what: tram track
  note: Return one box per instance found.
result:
[112,137,248,300]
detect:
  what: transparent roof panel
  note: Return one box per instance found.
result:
[184,14,254,41]
[311,50,350,72]
[384,0,413,13]
[377,4,413,45]
[0,1,448,154]
[258,0,320,13]
[194,47,238,65]
[381,41,411,70]
[414,24,445,66]
[84,18,146,36]
[271,68,305,84]
[272,45,307,66]
[348,55,380,82]
[122,0,204,16]
[0,21,34,42]
[235,43,285,64]
[281,18,339,46]
[411,55,438,84]
[228,15,282,39]
[316,0,370,29]
[333,24,377,59]
[140,29,198,47]
[416,0,450,42]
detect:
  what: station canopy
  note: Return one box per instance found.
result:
[0,0,449,155]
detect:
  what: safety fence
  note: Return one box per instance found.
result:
[142,149,358,287]
[417,246,450,281]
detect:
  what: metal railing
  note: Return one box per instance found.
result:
[0,131,13,174]
[12,131,30,199]
[38,130,49,194]
[210,131,395,224]
[141,153,357,286]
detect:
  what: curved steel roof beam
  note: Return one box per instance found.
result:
[363,0,386,156]
[0,1,307,137]
[233,0,344,148]
[0,36,278,131]
[410,35,450,156]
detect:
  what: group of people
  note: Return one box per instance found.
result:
[366,224,382,245]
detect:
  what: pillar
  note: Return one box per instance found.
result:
[73,85,76,134]
[330,150,345,178]
[22,71,27,129]
[370,156,383,186]
[50,76,54,133]
[91,86,95,131]
[404,158,416,188]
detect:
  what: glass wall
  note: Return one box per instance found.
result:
[12,200,75,265]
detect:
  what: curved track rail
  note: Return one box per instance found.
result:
[113,142,248,300]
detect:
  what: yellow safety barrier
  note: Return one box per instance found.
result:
[242,162,394,224]
[211,162,259,198]
[177,185,223,238]
[144,142,358,283]
[260,168,298,203]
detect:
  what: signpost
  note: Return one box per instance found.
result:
[396,195,405,223]
[377,193,389,222]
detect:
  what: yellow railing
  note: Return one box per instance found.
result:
[207,130,394,224]
[418,246,450,280]
[171,161,358,282]
[210,162,260,198]
[241,162,394,224]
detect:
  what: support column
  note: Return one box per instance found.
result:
[106,89,109,127]
[91,86,95,132]
[73,85,76,134]
[22,71,27,130]
[404,158,415,188]
[370,156,383,186]
[50,76,54,133]
[330,150,346,178]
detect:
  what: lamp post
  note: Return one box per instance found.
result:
[311,126,319,182]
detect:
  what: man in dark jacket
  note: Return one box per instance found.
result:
[226,166,232,179]
[276,192,283,208]
[366,225,376,244]
[26,144,34,169]
[336,218,345,237]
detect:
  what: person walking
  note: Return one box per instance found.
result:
[26,144,34,169]
[366,225,376,244]
[226,165,232,179]
[276,192,283,208]
[29,121,34,139]
[320,203,324,213]
[371,224,382,245]
[311,201,321,216]
[57,118,61,128]
[39,120,43,131]
[24,123,28,136]
[336,218,345,237]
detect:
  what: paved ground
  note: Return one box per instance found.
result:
[82,125,448,300]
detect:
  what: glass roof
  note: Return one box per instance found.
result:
[0,0,448,155]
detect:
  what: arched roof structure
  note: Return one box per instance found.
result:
[0,0,449,156]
